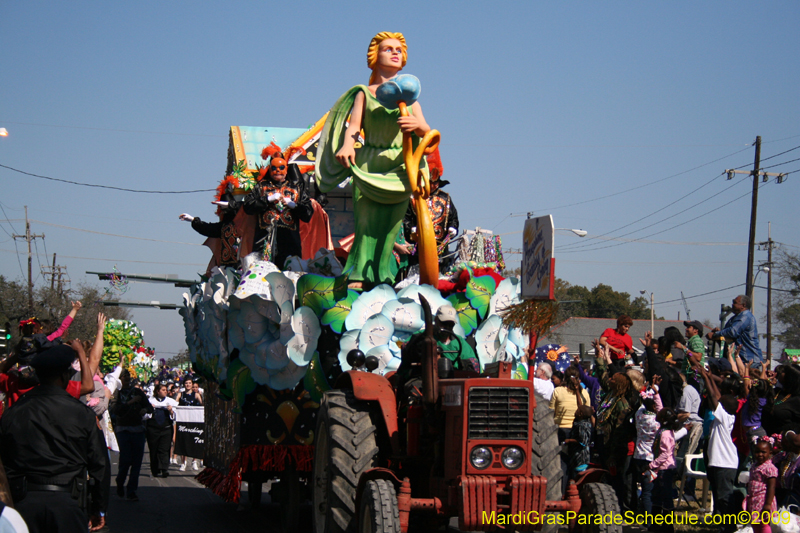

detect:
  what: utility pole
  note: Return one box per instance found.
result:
[41,253,69,296]
[745,136,762,302]
[758,222,776,362]
[724,136,787,303]
[12,206,45,311]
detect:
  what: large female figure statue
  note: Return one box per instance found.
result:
[316,32,431,286]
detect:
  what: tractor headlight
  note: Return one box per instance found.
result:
[470,446,492,470]
[501,447,524,470]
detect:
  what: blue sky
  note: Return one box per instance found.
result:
[1,1,798,358]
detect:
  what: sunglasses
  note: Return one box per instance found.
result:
[271,165,286,171]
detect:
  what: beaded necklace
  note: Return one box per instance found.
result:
[779,452,798,483]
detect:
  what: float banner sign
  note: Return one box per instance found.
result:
[174,406,205,459]
[521,215,555,300]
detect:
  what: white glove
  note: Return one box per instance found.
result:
[267,192,281,203]
[411,226,417,234]
[179,213,194,222]
[283,198,296,209]
[448,227,457,237]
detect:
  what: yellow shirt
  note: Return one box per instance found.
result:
[549,386,591,429]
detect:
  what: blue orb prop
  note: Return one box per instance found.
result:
[375,74,421,110]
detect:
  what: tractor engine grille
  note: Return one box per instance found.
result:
[467,387,529,440]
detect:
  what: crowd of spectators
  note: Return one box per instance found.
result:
[0,303,204,532]
[533,294,798,533]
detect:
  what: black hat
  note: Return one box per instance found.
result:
[683,320,704,336]
[30,345,77,378]
[707,357,732,374]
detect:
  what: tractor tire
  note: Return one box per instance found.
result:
[359,479,400,533]
[530,393,564,533]
[313,390,380,533]
[576,483,622,533]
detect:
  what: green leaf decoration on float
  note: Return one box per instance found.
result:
[303,351,331,403]
[465,272,497,320]
[445,292,479,337]
[226,358,256,413]
[320,289,359,334]
[296,273,348,317]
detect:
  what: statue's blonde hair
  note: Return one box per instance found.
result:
[367,32,407,85]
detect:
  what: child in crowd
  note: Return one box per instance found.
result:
[649,407,687,532]
[15,300,82,361]
[564,405,593,480]
[742,371,774,447]
[634,377,662,514]
[698,361,740,526]
[747,436,778,533]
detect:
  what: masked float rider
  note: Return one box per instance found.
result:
[179,179,243,268]
[397,305,479,393]
[243,151,313,269]
[403,147,459,269]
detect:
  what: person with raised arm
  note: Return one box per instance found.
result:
[697,357,739,529]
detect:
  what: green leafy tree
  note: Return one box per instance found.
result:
[775,250,800,348]
[554,278,658,323]
[0,275,131,348]
[166,349,190,368]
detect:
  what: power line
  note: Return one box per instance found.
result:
[32,239,43,285]
[760,156,800,171]
[0,163,216,194]
[28,220,203,246]
[653,284,744,306]
[558,171,729,251]
[514,145,753,214]
[759,144,800,163]
[1,121,226,138]
[558,259,741,265]
[0,248,206,267]
[0,219,12,239]
[0,203,20,235]
[754,285,798,294]
[764,134,800,144]
[11,237,27,281]
[559,177,777,254]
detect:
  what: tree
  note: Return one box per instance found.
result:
[0,275,131,347]
[775,250,800,348]
[553,278,659,324]
[166,349,190,368]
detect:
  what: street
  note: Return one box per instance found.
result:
[105,450,710,533]
[106,451,310,533]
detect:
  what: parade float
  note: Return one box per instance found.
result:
[100,318,159,382]
[181,31,618,533]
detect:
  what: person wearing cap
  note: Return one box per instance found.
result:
[430,306,478,371]
[398,305,479,386]
[707,295,764,364]
[677,320,707,392]
[0,343,107,533]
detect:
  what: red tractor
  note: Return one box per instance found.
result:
[312,298,620,533]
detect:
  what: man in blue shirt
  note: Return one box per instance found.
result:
[707,294,763,363]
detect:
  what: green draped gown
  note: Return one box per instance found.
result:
[317,85,427,284]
